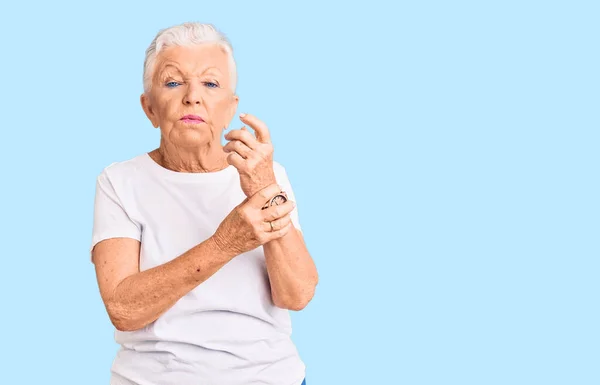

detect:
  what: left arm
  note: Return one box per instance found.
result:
[224,113,319,310]
[263,227,318,310]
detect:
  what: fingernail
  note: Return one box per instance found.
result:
[239,113,247,118]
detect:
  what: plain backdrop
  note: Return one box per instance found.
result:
[0,1,598,384]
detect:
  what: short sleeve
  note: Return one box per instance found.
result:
[90,170,141,258]
[274,164,302,232]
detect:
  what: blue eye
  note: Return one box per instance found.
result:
[166,81,181,88]
[204,82,219,89]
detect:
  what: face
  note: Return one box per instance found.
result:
[141,44,238,148]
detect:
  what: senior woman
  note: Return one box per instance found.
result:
[90,22,318,385]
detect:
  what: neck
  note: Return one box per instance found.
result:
[150,139,229,173]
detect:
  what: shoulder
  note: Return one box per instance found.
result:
[94,154,150,199]
[272,160,289,178]
[272,160,299,192]
[96,153,148,183]
[273,160,293,185]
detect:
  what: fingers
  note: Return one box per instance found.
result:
[263,221,294,241]
[226,151,245,169]
[225,128,258,150]
[249,183,283,208]
[261,199,295,221]
[262,214,292,233]
[239,113,271,143]
[223,139,252,159]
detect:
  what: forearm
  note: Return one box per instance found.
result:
[263,226,318,310]
[107,237,234,331]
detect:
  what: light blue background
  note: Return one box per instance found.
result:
[0,1,597,384]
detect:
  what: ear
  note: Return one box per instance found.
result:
[140,93,160,128]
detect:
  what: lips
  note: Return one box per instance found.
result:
[180,115,205,123]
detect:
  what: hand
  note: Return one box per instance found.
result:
[211,183,295,256]
[223,113,277,197]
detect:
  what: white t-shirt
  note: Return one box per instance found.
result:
[90,153,306,385]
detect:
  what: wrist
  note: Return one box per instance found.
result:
[247,178,278,198]
[206,233,236,260]
[249,181,279,201]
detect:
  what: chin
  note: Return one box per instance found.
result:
[173,127,215,147]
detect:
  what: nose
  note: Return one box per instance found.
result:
[183,84,202,105]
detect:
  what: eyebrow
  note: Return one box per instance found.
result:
[157,64,182,76]
[202,66,223,74]
[156,63,226,82]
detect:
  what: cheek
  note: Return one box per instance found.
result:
[155,93,180,120]
[207,99,233,125]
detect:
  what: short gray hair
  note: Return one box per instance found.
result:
[143,22,237,93]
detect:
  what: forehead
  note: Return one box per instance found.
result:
[154,44,232,77]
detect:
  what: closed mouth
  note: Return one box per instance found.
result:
[181,115,205,122]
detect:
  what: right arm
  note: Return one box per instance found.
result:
[92,236,234,332]
[92,181,294,332]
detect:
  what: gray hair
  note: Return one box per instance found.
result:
[142,22,237,93]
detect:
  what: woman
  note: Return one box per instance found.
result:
[91,22,318,385]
